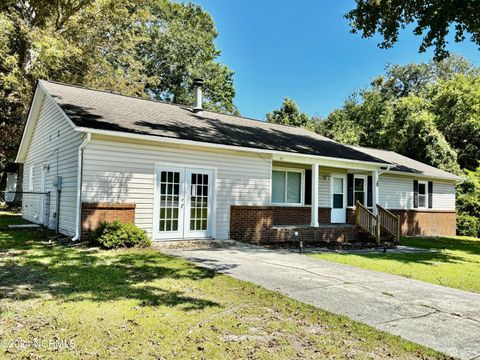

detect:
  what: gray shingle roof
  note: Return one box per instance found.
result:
[349,146,462,181]
[40,81,386,164]
[40,80,461,181]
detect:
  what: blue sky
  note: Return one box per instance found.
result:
[191,0,479,120]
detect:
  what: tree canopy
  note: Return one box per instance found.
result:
[317,55,478,173]
[346,0,480,60]
[0,0,237,172]
[266,97,310,127]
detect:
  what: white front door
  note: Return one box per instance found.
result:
[155,166,214,240]
[331,175,346,223]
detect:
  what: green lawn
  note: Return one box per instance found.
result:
[310,236,480,293]
[0,212,446,359]
[0,210,29,227]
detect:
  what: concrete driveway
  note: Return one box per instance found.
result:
[169,245,480,360]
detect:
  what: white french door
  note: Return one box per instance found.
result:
[155,165,214,240]
[331,174,347,223]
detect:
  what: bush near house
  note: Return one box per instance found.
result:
[90,220,152,249]
[457,213,480,238]
[456,166,480,237]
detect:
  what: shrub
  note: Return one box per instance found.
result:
[457,212,480,238]
[89,220,152,249]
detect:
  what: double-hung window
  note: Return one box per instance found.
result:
[272,168,303,205]
[354,175,366,206]
[418,181,427,208]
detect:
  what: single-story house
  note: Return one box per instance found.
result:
[15,80,462,244]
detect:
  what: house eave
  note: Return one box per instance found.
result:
[384,169,463,182]
[73,126,392,170]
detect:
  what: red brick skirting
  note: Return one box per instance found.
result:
[81,202,136,239]
[230,205,457,244]
[389,209,456,237]
[230,206,331,228]
[230,206,362,245]
[346,208,456,236]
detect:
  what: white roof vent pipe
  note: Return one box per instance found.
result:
[193,78,204,113]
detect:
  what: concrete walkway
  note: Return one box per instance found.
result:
[169,245,480,360]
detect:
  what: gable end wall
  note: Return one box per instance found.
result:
[21,94,83,235]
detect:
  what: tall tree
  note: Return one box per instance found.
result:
[317,56,479,171]
[431,74,480,170]
[0,0,237,172]
[346,0,480,60]
[266,97,310,127]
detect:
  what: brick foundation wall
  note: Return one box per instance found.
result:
[230,206,362,245]
[230,206,331,231]
[81,202,136,239]
[389,210,456,237]
[345,208,456,236]
[346,208,356,225]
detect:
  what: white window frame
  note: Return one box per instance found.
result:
[353,174,367,207]
[28,164,34,191]
[418,180,428,209]
[271,167,304,206]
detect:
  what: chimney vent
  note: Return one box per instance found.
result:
[193,78,204,113]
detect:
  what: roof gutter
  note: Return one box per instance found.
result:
[73,127,391,169]
[72,132,91,241]
[378,165,392,176]
[384,169,464,182]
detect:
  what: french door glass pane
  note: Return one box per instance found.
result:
[189,173,208,231]
[272,170,286,203]
[286,172,301,203]
[159,170,181,232]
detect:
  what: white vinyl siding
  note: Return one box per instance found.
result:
[82,137,271,239]
[22,94,83,234]
[378,174,455,211]
[318,172,331,207]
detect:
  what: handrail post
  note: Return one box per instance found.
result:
[396,214,401,243]
[376,210,381,244]
[355,201,360,225]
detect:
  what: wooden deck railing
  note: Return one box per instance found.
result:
[356,202,401,243]
[355,201,376,238]
[377,204,401,242]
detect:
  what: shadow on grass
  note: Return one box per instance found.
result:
[0,229,222,311]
